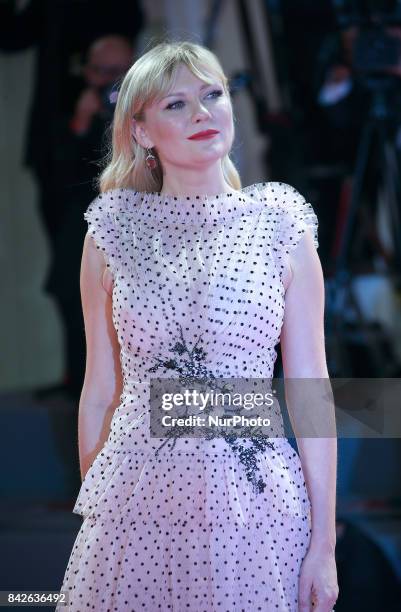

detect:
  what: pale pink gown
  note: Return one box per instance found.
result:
[56,181,318,611]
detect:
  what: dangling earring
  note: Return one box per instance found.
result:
[145,148,157,169]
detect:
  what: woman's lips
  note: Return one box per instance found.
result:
[188,130,219,140]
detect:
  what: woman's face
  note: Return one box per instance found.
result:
[133,63,234,169]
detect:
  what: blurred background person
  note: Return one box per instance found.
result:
[0,0,143,250]
[0,1,143,398]
[44,34,135,401]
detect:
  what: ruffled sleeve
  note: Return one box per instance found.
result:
[269,182,319,281]
[83,190,123,276]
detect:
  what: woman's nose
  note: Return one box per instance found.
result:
[191,101,212,121]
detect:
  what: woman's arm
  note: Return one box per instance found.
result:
[78,233,123,480]
[280,228,337,550]
[280,228,338,611]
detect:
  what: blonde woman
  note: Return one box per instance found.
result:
[56,41,338,612]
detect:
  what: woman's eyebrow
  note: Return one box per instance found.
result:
[161,83,214,100]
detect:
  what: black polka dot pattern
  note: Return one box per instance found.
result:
[56,181,319,611]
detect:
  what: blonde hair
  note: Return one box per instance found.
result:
[97,40,241,193]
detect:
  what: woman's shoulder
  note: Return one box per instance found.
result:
[248,180,311,207]
[83,188,142,275]
[84,188,142,217]
[257,181,319,251]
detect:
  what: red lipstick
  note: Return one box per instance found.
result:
[188,129,220,140]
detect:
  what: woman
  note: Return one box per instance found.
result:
[57,41,338,611]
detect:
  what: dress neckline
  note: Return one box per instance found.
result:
[104,181,274,225]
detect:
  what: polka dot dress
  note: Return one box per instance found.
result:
[56,182,319,611]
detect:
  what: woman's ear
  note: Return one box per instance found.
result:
[131,118,154,149]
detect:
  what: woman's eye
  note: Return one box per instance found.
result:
[166,100,184,110]
[208,89,223,100]
[166,89,223,110]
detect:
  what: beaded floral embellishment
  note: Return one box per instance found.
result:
[147,325,274,495]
